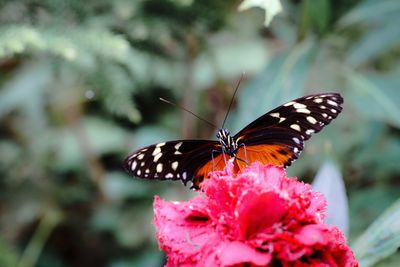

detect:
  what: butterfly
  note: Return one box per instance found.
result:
[124,93,343,189]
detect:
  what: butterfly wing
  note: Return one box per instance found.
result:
[124,93,343,188]
[124,140,222,186]
[234,93,343,168]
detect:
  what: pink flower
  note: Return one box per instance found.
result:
[153,161,358,267]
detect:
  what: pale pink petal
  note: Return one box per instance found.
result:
[154,196,217,264]
[217,241,272,266]
[295,224,330,246]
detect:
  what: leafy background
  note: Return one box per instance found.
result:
[0,0,399,266]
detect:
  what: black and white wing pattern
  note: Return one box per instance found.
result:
[124,140,221,185]
[232,93,343,167]
[124,92,344,188]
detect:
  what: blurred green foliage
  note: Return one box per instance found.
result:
[0,0,399,266]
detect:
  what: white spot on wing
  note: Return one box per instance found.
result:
[306,129,315,135]
[296,108,310,114]
[270,112,280,118]
[293,103,307,109]
[331,109,337,113]
[290,124,301,131]
[313,98,323,103]
[174,142,183,150]
[137,154,144,160]
[327,100,338,106]
[322,113,328,118]
[131,161,137,171]
[307,116,317,124]
[172,161,179,171]
[279,117,286,123]
[156,142,166,147]
[156,163,163,173]
[284,101,295,106]
[152,147,161,156]
[154,153,162,162]
[137,170,141,176]
[293,137,300,144]
[182,172,187,180]
[165,173,174,179]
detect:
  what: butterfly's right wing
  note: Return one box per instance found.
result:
[124,140,222,186]
[233,93,343,168]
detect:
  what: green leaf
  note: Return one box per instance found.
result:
[193,38,270,90]
[54,116,131,170]
[102,172,153,200]
[338,0,400,27]
[345,70,400,128]
[354,135,400,177]
[300,0,330,36]
[18,209,63,267]
[0,61,51,118]
[115,207,154,248]
[0,25,130,67]
[347,21,400,66]
[352,198,400,267]
[374,253,400,267]
[349,186,400,239]
[0,237,19,267]
[109,251,164,267]
[94,63,141,123]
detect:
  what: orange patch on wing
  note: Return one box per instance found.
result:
[193,154,237,189]
[235,144,293,171]
[192,144,293,189]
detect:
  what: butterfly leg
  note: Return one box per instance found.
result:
[221,147,228,166]
[241,143,248,162]
[236,143,249,165]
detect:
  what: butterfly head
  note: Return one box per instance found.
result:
[216,128,230,139]
[217,128,238,157]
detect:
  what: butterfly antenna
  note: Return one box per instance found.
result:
[222,73,244,128]
[159,97,218,129]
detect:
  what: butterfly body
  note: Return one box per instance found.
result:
[124,93,343,189]
[216,128,238,157]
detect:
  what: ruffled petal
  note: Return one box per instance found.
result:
[217,241,272,266]
[153,162,358,267]
[238,191,287,239]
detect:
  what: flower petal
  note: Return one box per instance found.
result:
[239,191,287,239]
[295,224,330,246]
[153,163,358,266]
[154,196,217,265]
[218,241,272,266]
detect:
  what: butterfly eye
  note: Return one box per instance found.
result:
[224,129,230,135]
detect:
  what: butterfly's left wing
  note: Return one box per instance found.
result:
[234,93,343,168]
[124,140,223,186]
